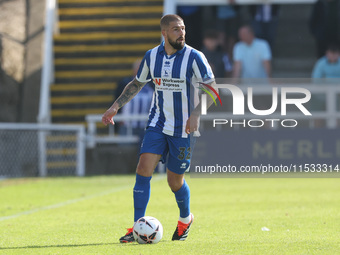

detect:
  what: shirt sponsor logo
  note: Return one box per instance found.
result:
[153,78,161,86]
[153,78,185,91]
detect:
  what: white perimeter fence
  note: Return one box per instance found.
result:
[0,123,85,178]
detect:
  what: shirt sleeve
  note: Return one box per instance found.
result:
[312,59,324,78]
[233,43,242,62]
[192,51,215,82]
[136,50,152,83]
[261,40,272,61]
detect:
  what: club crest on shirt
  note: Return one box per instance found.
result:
[163,67,171,77]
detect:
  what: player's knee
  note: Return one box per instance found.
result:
[167,175,183,192]
[136,161,153,177]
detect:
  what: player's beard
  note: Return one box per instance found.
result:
[168,37,185,50]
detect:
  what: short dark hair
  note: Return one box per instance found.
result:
[327,43,340,53]
[239,24,254,35]
[160,14,183,30]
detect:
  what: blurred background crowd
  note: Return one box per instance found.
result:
[178,1,340,80]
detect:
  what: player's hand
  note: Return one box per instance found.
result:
[185,114,200,134]
[102,107,118,126]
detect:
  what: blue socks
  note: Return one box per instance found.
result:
[133,175,190,222]
[133,174,152,222]
[173,179,190,218]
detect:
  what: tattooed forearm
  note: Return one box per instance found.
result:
[115,78,146,109]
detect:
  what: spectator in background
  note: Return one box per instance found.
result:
[309,0,340,58]
[201,30,232,78]
[248,4,280,50]
[232,25,272,79]
[178,6,202,50]
[216,0,241,59]
[115,59,154,138]
[312,44,340,78]
[310,44,340,126]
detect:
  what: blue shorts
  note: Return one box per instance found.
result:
[140,127,194,174]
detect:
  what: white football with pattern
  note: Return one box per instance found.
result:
[133,216,163,244]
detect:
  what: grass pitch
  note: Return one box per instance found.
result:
[0,175,339,255]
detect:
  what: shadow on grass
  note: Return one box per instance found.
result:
[0,242,136,250]
[0,240,170,250]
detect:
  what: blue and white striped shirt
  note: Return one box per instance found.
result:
[136,42,214,138]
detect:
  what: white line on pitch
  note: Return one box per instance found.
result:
[0,175,165,222]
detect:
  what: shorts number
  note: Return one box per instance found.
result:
[178,147,191,161]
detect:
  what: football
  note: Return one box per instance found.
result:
[133,216,163,244]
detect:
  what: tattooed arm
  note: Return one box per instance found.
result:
[102,78,146,125]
